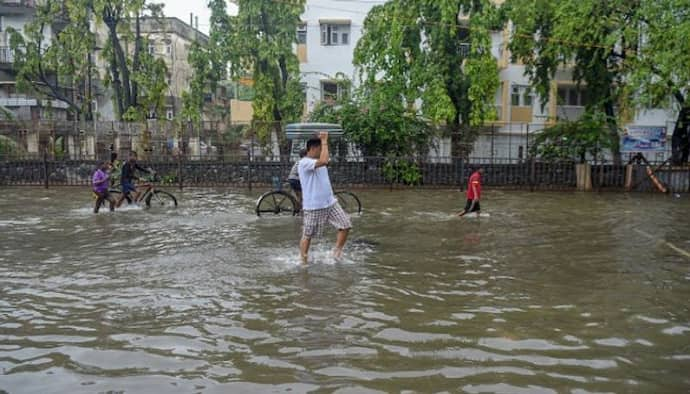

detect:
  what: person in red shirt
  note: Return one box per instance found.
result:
[457,166,484,217]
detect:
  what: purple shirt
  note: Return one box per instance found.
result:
[92,169,109,193]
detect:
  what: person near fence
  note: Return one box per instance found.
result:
[93,161,115,213]
[109,151,123,187]
[457,166,484,217]
[116,151,151,207]
[298,133,351,263]
[288,149,307,202]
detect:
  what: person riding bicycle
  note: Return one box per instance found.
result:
[288,149,307,202]
[116,151,152,208]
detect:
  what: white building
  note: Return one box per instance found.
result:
[469,19,678,161]
[297,0,676,161]
[298,0,386,113]
[0,0,70,120]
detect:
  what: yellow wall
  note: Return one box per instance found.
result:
[297,44,307,64]
[548,81,558,123]
[510,106,533,123]
[230,99,253,123]
[501,82,510,121]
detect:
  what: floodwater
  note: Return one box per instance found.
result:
[1,187,689,393]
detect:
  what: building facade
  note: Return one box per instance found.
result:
[298,0,386,113]
[93,17,210,122]
[0,0,70,121]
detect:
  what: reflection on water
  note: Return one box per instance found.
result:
[1,187,689,393]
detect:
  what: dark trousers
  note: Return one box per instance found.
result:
[94,190,115,213]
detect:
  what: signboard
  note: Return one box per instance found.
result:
[620,126,667,153]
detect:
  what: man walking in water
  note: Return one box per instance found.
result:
[457,166,484,217]
[298,132,351,263]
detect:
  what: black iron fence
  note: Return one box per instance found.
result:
[4,154,683,192]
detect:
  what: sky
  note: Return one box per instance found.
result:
[159,0,238,35]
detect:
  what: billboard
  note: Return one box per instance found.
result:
[620,126,667,153]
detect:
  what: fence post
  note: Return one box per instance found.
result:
[247,146,252,191]
[42,150,49,189]
[177,154,183,191]
[529,158,536,192]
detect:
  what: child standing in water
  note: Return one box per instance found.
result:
[93,161,115,213]
[457,166,484,217]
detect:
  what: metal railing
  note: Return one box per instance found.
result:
[3,154,683,192]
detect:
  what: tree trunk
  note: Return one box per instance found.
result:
[671,106,690,166]
[132,13,141,109]
[604,99,622,165]
[450,121,465,158]
[104,20,126,119]
[106,21,133,119]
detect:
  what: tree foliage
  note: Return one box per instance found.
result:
[354,0,502,157]
[227,0,306,151]
[182,0,230,125]
[628,0,690,165]
[92,0,168,121]
[8,0,95,118]
[9,0,169,121]
[530,112,611,163]
[507,0,690,165]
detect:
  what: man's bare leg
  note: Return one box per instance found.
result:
[300,237,311,264]
[116,193,127,208]
[334,229,349,259]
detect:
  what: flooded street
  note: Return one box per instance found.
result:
[1,187,689,393]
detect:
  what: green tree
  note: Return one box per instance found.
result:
[227,0,306,153]
[8,0,95,119]
[181,0,231,125]
[507,0,645,165]
[629,0,690,165]
[91,0,168,121]
[354,0,502,157]
[530,112,611,163]
[309,84,431,158]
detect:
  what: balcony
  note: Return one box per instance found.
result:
[555,106,585,121]
[0,47,14,65]
[0,0,36,14]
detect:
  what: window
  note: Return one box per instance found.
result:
[147,110,157,119]
[148,42,155,55]
[322,81,338,101]
[165,44,172,56]
[321,80,348,102]
[459,43,471,58]
[557,86,589,106]
[320,23,351,46]
[297,23,307,44]
[511,85,533,107]
[166,108,174,120]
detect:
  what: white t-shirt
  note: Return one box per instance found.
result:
[298,157,336,210]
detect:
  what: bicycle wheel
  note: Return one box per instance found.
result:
[256,191,298,216]
[108,189,136,206]
[145,190,178,209]
[335,191,362,215]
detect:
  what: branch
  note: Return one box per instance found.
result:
[33,16,81,113]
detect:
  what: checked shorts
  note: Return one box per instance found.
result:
[302,202,352,239]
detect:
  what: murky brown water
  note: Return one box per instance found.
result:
[1,187,689,393]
